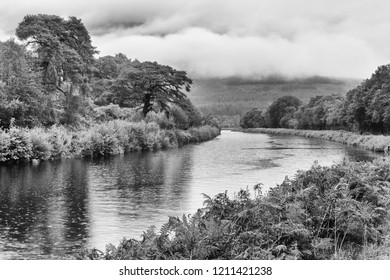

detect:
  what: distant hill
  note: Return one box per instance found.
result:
[187,76,361,116]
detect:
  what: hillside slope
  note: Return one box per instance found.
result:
[188,76,360,116]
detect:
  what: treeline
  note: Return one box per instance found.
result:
[79,158,390,260]
[240,65,390,135]
[0,14,218,132]
[188,77,356,127]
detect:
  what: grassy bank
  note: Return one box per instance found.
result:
[241,128,390,153]
[0,120,220,163]
[78,158,390,260]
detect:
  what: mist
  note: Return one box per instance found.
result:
[1,0,390,79]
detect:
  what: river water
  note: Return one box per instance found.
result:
[0,130,379,259]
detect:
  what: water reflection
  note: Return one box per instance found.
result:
[0,160,91,259]
[0,131,380,259]
[86,150,194,249]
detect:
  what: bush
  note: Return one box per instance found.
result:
[189,125,220,142]
[6,126,32,161]
[0,130,11,161]
[29,127,52,160]
[144,112,174,130]
[0,119,220,163]
[47,126,72,158]
[170,106,189,130]
[89,125,122,157]
[94,104,139,122]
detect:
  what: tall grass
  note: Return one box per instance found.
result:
[0,120,220,163]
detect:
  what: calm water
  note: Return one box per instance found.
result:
[0,130,379,259]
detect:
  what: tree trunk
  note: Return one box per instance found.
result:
[143,93,152,117]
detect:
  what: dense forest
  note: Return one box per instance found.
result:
[240,65,390,135]
[189,77,359,128]
[0,14,220,162]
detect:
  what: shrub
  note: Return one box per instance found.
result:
[6,126,32,161]
[47,126,72,159]
[0,130,11,161]
[88,124,122,157]
[144,112,174,130]
[189,125,220,142]
[170,106,189,130]
[29,127,52,160]
[94,104,139,122]
[0,119,220,162]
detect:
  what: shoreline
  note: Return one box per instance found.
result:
[0,120,221,164]
[239,127,390,154]
[79,156,390,260]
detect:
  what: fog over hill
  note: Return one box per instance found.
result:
[187,76,361,117]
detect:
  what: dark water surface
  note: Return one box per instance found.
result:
[0,130,379,259]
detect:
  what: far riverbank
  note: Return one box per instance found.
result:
[239,128,390,154]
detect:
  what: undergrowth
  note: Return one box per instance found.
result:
[0,120,220,163]
[78,158,390,260]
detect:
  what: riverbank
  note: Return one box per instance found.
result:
[0,120,220,163]
[240,128,390,153]
[78,157,390,260]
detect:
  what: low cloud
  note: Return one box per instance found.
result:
[94,27,382,79]
[1,0,390,79]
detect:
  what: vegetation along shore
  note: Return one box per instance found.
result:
[78,63,390,260]
[79,157,390,260]
[240,128,390,153]
[0,117,220,163]
[0,14,221,164]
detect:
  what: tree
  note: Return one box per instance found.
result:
[0,39,52,127]
[344,64,390,133]
[90,54,132,106]
[176,97,202,127]
[15,14,98,125]
[240,108,266,128]
[112,61,192,117]
[266,96,301,128]
[295,95,345,130]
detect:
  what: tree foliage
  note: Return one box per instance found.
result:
[344,65,390,134]
[240,64,390,134]
[0,39,53,127]
[266,96,301,128]
[0,14,199,129]
[295,95,345,130]
[112,60,192,117]
[15,14,97,88]
[240,108,266,128]
[15,14,98,125]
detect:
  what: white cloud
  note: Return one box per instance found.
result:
[1,0,390,79]
[94,27,383,79]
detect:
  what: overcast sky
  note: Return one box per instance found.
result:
[1,0,390,79]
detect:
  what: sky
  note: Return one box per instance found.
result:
[1,0,390,79]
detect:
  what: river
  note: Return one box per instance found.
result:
[0,130,379,259]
